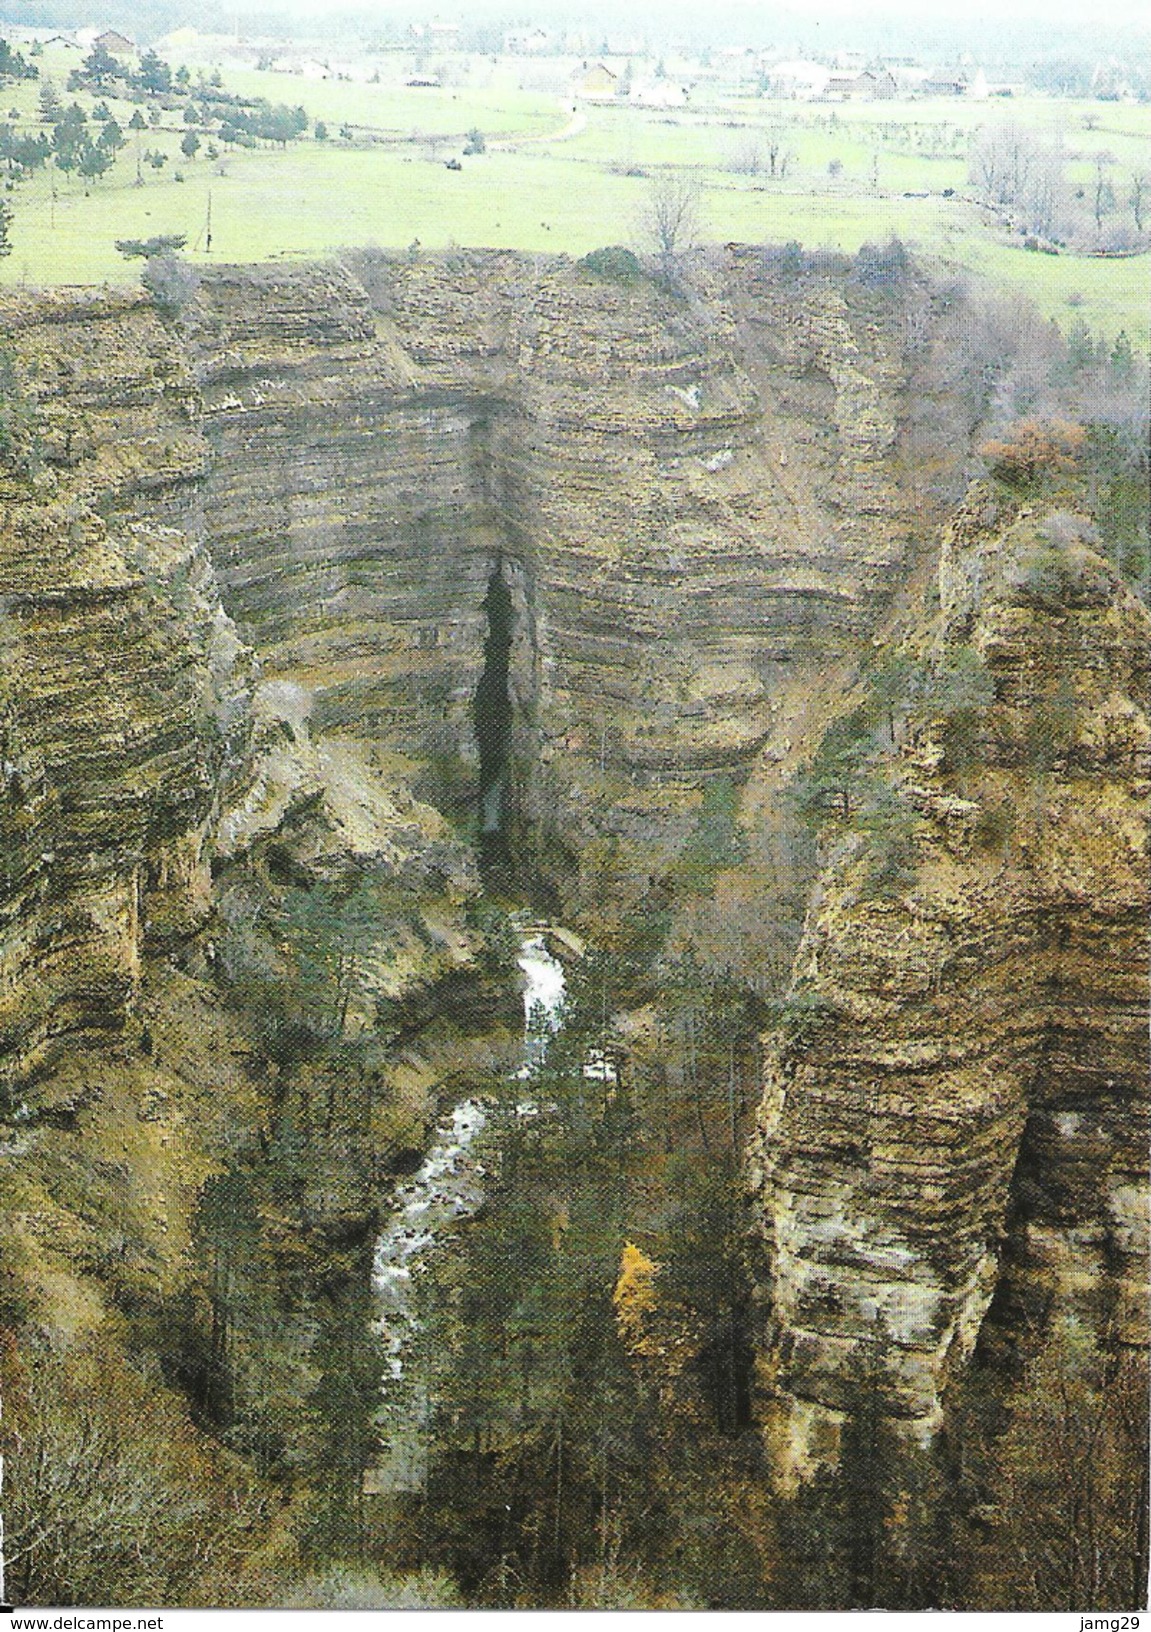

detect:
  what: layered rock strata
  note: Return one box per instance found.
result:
[179,249,919,899]
[0,288,242,1094]
[0,271,496,1092]
[0,260,1144,1492]
[748,490,1150,1483]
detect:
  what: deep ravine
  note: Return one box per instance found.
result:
[365,931,567,1493]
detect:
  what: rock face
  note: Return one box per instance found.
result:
[0,288,244,1096]
[1,250,924,1090]
[178,249,918,904]
[748,489,1150,1484]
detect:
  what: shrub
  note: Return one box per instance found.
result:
[4,1335,268,1607]
[287,1565,463,1608]
[769,988,836,1042]
[578,245,643,284]
[1006,542,1112,611]
[855,788,919,900]
[921,648,997,773]
[1040,510,1098,548]
[141,252,200,317]
[973,796,1015,852]
[764,239,806,279]
[789,705,879,824]
[115,235,188,262]
[0,345,39,475]
[853,236,911,288]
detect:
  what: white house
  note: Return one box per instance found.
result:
[765,60,831,100]
[630,78,688,108]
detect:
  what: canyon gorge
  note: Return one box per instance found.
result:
[0,244,1146,1608]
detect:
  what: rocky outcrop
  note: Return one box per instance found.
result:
[748,490,1150,1484]
[0,272,491,1095]
[0,281,506,1367]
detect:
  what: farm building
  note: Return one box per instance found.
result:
[821,67,898,100]
[920,71,968,96]
[93,30,136,55]
[576,62,619,100]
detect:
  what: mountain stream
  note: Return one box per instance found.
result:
[365,932,566,1493]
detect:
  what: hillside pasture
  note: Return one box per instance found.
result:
[0,45,1146,346]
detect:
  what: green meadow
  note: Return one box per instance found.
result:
[1,44,1148,346]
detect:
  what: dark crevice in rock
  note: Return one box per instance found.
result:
[474,559,514,871]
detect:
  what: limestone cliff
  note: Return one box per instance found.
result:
[0,278,504,1372]
[176,248,920,917]
[0,287,239,1097]
[0,275,495,1102]
[748,488,1149,1483]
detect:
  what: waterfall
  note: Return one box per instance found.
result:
[365,931,567,1494]
[517,932,566,1068]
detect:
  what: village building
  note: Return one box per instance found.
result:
[807,63,900,100]
[920,70,968,96]
[575,62,619,101]
[92,29,136,56]
[824,70,864,99]
[856,67,898,98]
[504,28,551,54]
[764,59,831,100]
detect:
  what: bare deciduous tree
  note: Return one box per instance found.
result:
[727,136,762,176]
[968,122,1063,236]
[965,1322,1149,1609]
[638,170,703,285]
[764,122,793,179]
[4,1338,267,1607]
[1092,151,1116,233]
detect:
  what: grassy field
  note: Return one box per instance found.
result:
[2,44,1148,347]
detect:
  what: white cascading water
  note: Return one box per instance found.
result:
[366,931,566,1492]
[516,932,566,1069]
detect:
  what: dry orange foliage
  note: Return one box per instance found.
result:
[979,417,1087,483]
